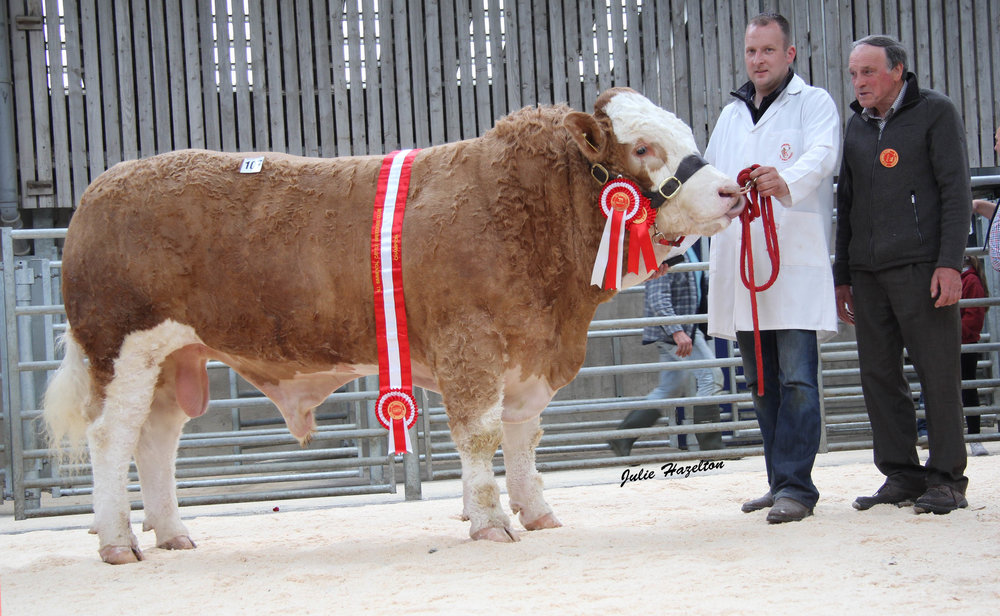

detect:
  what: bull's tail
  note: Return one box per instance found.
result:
[42,328,94,467]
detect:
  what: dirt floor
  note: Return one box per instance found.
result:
[2,446,999,615]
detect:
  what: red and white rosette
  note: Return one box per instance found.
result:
[371,149,421,454]
[375,389,418,455]
[590,178,655,289]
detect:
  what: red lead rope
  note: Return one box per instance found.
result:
[737,165,780,397]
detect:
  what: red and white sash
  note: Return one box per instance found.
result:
[370,149,421,454]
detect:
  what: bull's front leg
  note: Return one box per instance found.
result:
[451,404,518,542]
[501,415,561,531]
[500,374,561,531]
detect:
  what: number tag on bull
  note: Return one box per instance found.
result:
[240,157,264,174]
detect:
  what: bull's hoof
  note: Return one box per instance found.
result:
[99,544,144,565]
[522,512,562,531]
[471,526,520,542]
[158,535,197,550]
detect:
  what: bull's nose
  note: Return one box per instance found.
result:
[720,184,741,204]
[719,184,744,219]
[726,200,746,220]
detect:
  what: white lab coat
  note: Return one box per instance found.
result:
[704,73,841,341]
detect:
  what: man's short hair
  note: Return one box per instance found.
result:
[748,13,792,50]
[853,35,909,73]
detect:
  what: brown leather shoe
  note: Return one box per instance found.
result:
[741,491,774,513]
[766,497,813,523]
[853,482,922,511]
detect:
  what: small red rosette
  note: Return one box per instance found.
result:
[626,202,659,276]
[375,389,418,455]
[591,178,655,289]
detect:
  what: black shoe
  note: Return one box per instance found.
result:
[741,491,774,513]
[609,438,632,457]
[853,483,922,511]
[766,498,813,523]
[913,485,968,515]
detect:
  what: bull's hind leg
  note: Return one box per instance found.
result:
[502,415,562,531]
[88,380,157,564]
[134,352,201,552]
[87,321,199,564]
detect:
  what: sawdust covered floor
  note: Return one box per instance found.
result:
[2,447,999,615]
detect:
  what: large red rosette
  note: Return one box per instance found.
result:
[591,178,657,289]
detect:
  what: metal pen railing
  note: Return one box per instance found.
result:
[3,225,999,519]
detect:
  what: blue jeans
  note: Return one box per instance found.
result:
[736,329,821,508]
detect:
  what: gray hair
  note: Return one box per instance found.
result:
[853,35,908,73]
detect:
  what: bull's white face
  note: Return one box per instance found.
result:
[602,92,742,238]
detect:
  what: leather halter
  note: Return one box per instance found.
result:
[589,153,709,209]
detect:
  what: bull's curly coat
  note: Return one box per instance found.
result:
[44,88,742,564]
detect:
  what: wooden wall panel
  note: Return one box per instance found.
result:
[8,0,999,211]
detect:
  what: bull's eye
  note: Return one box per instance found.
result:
[635,145,648,156]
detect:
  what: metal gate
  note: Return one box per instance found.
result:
[1,227,427,519]
[4,0,1000,519]
[5,222,1000,518]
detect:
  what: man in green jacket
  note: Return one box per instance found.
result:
[834,35,971,514]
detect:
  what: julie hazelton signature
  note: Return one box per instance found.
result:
[619,460,725,487]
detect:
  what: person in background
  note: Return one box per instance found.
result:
[704,13,840,524]
[959,254,990,457]
[609,248,724,457]
[978,126,1000,270]
[834,35,971,515]
[961,129,996,453]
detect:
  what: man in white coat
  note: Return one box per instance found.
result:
[704,13,840,523]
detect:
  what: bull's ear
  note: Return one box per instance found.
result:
[564,112,607,162]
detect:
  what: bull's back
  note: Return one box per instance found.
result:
[63,149,387,367]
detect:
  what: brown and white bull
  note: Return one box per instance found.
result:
[43,87,742,564]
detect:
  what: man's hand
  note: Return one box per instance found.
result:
[930,267,961,307]
[835,284,855,325]
[672,330,693,357]
[748,165,790,200]
[648,259,672,280]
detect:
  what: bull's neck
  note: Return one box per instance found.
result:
[479,128,618,307]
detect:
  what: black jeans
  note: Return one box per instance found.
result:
[851,263,968,494]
